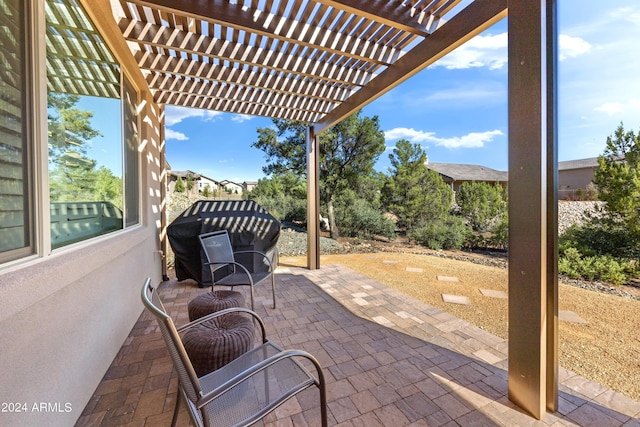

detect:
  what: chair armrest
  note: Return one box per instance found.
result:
[176,307,267,343]
[233,249,275,271]
[196,348,326,409]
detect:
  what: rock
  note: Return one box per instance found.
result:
[558,201,604,234]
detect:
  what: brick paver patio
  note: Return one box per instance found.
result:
[77,264,640,426]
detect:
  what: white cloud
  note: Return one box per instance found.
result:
[385,127,503,149]
[164,105,222,126]
[433,31,592,69]
[165,128,188,141]
[559,34,591,60]
[231,114,253,123]
[420,86,506,103]
[434,33,507,70]
[594,99,640,116]
[610,7,640,27]
[594,102,624,116]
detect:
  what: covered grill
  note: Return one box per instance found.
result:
[168,200,280,285]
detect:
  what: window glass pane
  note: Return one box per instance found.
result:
[0,0,31,260]
[123,75,139,227]
[46,0,123,248]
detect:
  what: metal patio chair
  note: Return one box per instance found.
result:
[141,278,327,427]
[199,229,277,310]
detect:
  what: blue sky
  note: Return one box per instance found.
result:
[160,1,640,183]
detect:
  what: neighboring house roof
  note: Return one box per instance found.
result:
[427,163,508,182]
[168,170,201,179]
[558,157,599,170]
[220,180,243,187]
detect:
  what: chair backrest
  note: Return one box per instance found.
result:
[141,278,202,404]
[199,230,235,273]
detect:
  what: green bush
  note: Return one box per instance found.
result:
[252,192,306,223]
[408,216,468,250]
[487,214,509,249]
[560,218,640,259]
[456,182,507,232]
[335,198,396,239]
[248,173,307,224]
[558,247,633,285]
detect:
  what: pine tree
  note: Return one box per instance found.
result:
[174,177,185,193]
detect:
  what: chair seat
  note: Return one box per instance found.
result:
[188,290,245,321]
[199,341,319,427]
[216,271,271,287]
[182,315,255,376]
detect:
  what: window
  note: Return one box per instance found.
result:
[1,0,141,264]
[0,0,31,262]
[45,0,139,248]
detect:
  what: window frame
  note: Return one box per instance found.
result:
[1,0,144,267]
[0,0,35,264]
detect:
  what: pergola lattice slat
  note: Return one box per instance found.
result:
[113,0,504,126]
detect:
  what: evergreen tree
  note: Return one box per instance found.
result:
[174,176,185,193]
[456,181,507,232]
[186,173,195,193]
[382,140,452,231]
[47,93,123,208]
[253,110,386,238]
[594,123,640,236]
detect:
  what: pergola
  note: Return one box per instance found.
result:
[78,0,559,420]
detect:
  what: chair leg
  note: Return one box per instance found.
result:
[271,274,276,309]
[171,387,182,427]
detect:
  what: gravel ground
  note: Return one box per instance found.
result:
[277,228,640,402]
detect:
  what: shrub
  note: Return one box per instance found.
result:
[560,218,640,259]
[456,182,507,232]
[252,192,306,223]
[464,213,509,250]
[585,182,599,200]
[558,247,633,285]
[334,196,395,239]
[487,214,509,249]
[248,173,307,224]
[408,216,468,250]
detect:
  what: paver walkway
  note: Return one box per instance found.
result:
[77,264,640,426]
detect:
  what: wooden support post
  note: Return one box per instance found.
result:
[306,127,320,270]
[507,0,558,418]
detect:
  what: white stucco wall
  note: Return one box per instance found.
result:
[0,229,162,426]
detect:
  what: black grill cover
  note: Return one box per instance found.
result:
[168,200,280,285]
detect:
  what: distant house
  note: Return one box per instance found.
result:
[167,170,201,194]
[426,162,508,192]
[198,175,220,193]
[243,180,258,192]
[219,179,244,194]
[558,157,599,199]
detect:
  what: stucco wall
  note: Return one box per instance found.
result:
[0,230,162,426]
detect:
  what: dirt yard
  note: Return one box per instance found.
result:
[279,251,640,402]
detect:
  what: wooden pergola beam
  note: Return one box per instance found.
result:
[312,0,507,136]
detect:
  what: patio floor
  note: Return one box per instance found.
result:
[77,264,640,426]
